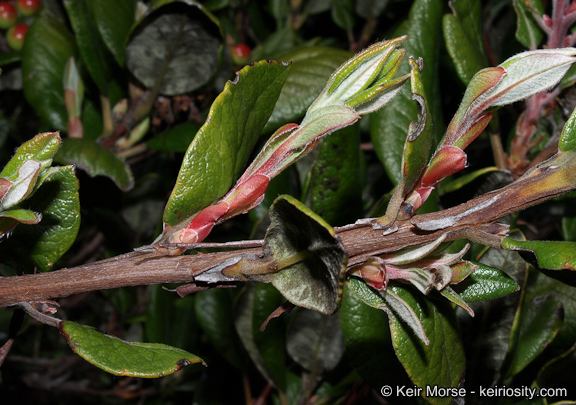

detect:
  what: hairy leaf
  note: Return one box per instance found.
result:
[388,285,465,405]
[162,60,290,230]
[264,47,352,133]
[513,0,544,49]
[60,321,204,377]
[0,165,79,271]
[370,0,443,183]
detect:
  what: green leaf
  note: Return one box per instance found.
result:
[257,195,347,315]
[162,60,290,229]
[307,124,363,226]
[559,103,576,152]
[331,0,354,31]
[355,0,388,19]
[442,0,488,85]
[60,321,205,377]
[251,283,286,389]
[263,47,352,134]
[55,138,134,191]
[0,165,80,272]
[64,0,113,95]
[387,285,465,405]
[503,293,563,379]
[22,14,77,131]
[234,284,282,387]
[125,1,223,96]
[147,122,200,152]
[1,132,61,180]
[286,308,344,373]
[0,208,41,224]
[91,0,137,67]
[454,261,520,302]
[340,281,410,389]
[513,0,544,49]
[502,238,576,271]
[370,0,443,184]
[194,288,244,369]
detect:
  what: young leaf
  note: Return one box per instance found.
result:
[1,132,61,180]
[162,60,290,231]
[387,285,465,405]
[0,165,80,272]
[60,321,205,377]
[370,0,444,184]
[22,14,77,131]
[125,1,223,95]
[502,238,576,271]
[55,138,133,191]
[263,47,352,133]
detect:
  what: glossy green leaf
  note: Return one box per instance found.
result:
[513,0,544,49]
[307,124,363,226]
[454,261,520,302]
[60,321,204,377]
[258,195,347,315]
[263,46,352,134]
[64,0,113,94]
[0,165,80,272]
[22,14,77,132]
[147,122,200,152]
[0,208,41,224]
[559,104,576,152]
[194,288,244,369]
[340,281,410,389]
[251,283,286,389]
[388,285,465,405]
[55,138,134,191]
[442,0,488,85]
[234,284,282,386]
[163,60,290,229]
[286,308,344,373]
[502,238,576,271]
[331,0,354,31]
[370,0,443,184]
[503,293,563,379]
[91,0,137,67]
[125,1,223,96]
[0,132,60,180]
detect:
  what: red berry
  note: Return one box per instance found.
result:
[0,2,17,29]
[232,43,252,64]
[6,23,28,51]
[17,0,41,17]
